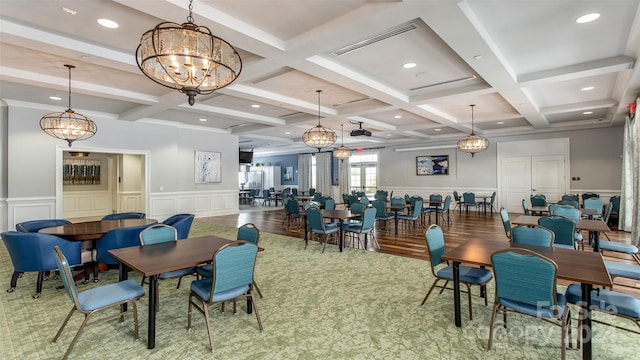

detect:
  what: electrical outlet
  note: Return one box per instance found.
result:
[571,177,580,181]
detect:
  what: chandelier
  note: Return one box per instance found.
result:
[302,90,337,151]
[457,104,489,157]
[136,0,242,106]
[40,65,97,147]
[333,124,352,161]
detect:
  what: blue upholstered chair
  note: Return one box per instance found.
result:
[16,219,71,232]
[1,231,82,298]
[421,225,492,320]
[510,225,554,247]
[478,191,497,213]
[581,192,599,203]
[565,283,640,346]
[372,200,394,230]
[434,195,452,225]
[161,213,195,239]
[95,224,153,281]
[397,199,422,234]
[101,212,146,220]
[583,198,604,219]
[52,246,144,360]
[342,207,377,250]
[390,197,405,207]
[139,224,197,311]
[462,192,477,213]
[305,207,339,253]
[487,248,571,359]
[500,208,511,239]
[538,215,578,250]
[550,206,584,248]
[187,241,263,351]
[530,194,547,207]
[324,198,336,210]
[283,198,302,229]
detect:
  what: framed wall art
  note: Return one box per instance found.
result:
[416,155,449,175]
[195,150,221,183]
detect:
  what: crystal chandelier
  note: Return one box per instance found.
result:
[40,65,97,147]
[333,124,352,161]
[457,104,489,157]
[136,0,242,106]
[302,90,337,151]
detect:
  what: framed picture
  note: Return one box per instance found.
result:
[283,166,294,181]
[195,151,221,183]
[416,155,449,175]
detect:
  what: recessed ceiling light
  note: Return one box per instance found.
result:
[402,62,416,69]
[583,111,593,115]
[473,55,483,60]
[497,121,504,125]
[576,13,600,24]
[199,118,207,122]
[394,115,402,119]
[581,86,595,91]
[434,128,441,132]
[97,18,119,29]
[285,131,291,135]
[49,96,62,101]
[251,104,260,108]
[61,7,77,15]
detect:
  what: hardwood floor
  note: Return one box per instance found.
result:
[199,203,640,297]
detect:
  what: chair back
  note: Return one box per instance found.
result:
[558,199,579,208]
[1,231,82,272]
[425,225,446,269]
[308,188,316,196]
[262,189,270,200]
[510,225,554,247]
[292,188,299,196]
[313,193,323,202]
[489,191,497,205]
[491,248,559,313]
[101,212,146,220]
[347,195,359,207]
[358,197,369,206]
[374,190,388,202]
[162,213,195,239]
[350,202,365,215]
[306,208,326,232]
[324,198,336,210]
[538,215,576,248]
[602,202,613,223]
[521,199,530,215]
[581,192,599,202]
[462,192,475,205]
[453,191,460,202]
[207,241,258,302]
[371,200,388,219]
[360,208,377,231]
[583,198,604,216]
[16,219,71,233]
[410,200,423,218]
[139,224,177,245]
[551,206,580,222]
[429,194,442,207]
[441,195,451,212]
[530,194,547,207]
[285,198,299,215]
[500,208,511,238]
[237,223,260,244]
[53,246,81,307]
[96,224,153,264]
[561,194,579,202]
[304,202,319,211]
[610,195,620,213]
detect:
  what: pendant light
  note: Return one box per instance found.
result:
[302,90,337,151]
[40,65,97,147]
[333,124,352,161]
[136,0,242,106]
[457,104,489,157]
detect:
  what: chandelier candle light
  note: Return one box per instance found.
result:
[40,65,97,147]
[303,90,337,151]
[333,124,352,161]
[457,104,489,157]
[136,0,242,106]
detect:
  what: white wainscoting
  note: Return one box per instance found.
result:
[149,190,239,221]
[6,196,57,231]
[63,190,110,219]
[0,198,7,232]
[116,191,143,214]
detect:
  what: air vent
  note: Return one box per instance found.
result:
[410,75,477,91]
[332,23,417,56]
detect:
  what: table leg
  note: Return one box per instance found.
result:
[591,230,600,252]
[304,217,308,247]
[581,283,593,360]
[452,261,462,327]
[147,274,158,349]
[118,263,129,313]
[339,220,344,252]
[394,211,399,235]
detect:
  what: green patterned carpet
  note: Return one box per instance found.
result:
[1,221,638,359]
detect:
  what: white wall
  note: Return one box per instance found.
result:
[2,102,240,230]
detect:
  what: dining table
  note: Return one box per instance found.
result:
[441,238,612,360]
[108,235,233,349]
[303,209,359,252]
[387,204,411,235]
[511,215,610,252]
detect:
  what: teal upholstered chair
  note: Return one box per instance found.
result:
[521,199,530,215]
[510,225,554,247]
[538,215,578,250]
[305,207,340,253]
[434,195,452,225]
[583,198,604,219]
[550,206,584,248]
[421,224,493,320]
[561,194,579,202]
[52,246,144,360]
[16,219,71,233]
[342,207,377,250]
[488,248,571,359]
[101,212,146,220]
[397,199,422,234]
[324,198,336,210]
[462,192,477,213]
[500,208,511,239]
[372,200,394,230]
[558,199,579,209]
[530,194,547,207]
[1,231,82,298]
[453,191,463,213]
[187,241,263,352]
[390,197,405,207]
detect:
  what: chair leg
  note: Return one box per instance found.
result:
[252,280,263,298]
[34,271,45,299]
[248,293,264,332]
[7,270,21,293]
[466,284,473,320]
[202,301,215,352]
[487,302,500,351]
[63,312,95,360]
[421,279,442,306]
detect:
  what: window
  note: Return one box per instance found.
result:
[349,153,378,196]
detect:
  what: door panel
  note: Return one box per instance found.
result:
[531,155,565,203]
[500,157,531,213]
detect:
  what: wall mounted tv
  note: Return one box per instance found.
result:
[239,151,254,164]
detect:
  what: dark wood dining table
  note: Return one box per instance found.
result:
[511,215,610,251]
[108,235,232,349]
[303,209,359,252]
[441,238,612,360]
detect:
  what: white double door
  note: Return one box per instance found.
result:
[500,155,566,213]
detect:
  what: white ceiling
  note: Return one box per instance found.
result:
[1,0,639,155]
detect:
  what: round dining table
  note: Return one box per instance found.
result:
[39,218,158,241]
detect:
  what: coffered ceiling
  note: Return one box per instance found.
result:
[1,0,639,155]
